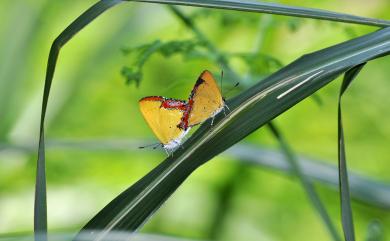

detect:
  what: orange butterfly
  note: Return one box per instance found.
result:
[179,70,226,130]
[139,70,228,152]
[139,96,189,151]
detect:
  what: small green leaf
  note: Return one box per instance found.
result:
[121,66,142,87]
[121,39,206,86]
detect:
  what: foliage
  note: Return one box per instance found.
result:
[121,39,207,86]
[0,1,389,241]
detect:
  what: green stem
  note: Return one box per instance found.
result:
[168,6,229,67]
[268,123,342,241]
[208,164,246,239]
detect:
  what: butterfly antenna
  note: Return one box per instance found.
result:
[153,144,163,150]
[220,70,224,95]
[139,142,161,149]
[222,82,238,114]
[224,82,240,98]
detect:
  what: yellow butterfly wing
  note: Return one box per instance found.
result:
[139,97,185,145]
[187,70,224,126]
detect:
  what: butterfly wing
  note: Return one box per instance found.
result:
[183,70,224,128]
[139,96,186,145]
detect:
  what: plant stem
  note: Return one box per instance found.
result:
[208,164,246,239]
[268,123,342,241]
[168,6,231,71]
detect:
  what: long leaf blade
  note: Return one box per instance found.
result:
[76,27,390,240]
[167,5,338,239]
[132,0,390,27]
[34,1,122,240]
[35,1,390,240]
[338,63,366,241]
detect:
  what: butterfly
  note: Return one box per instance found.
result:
[139,70,228,152]
[179,70,226,130]
[139,96,190,152]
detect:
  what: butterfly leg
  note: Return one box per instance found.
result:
[222,106,227,117]
[174,140,184,150]
[163,143,174,156]
[225,104,231,113]
[140,142,161,149]
[211,116,215,126]
[152,143,161,150]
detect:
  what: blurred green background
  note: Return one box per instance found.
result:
[0,0,389,240]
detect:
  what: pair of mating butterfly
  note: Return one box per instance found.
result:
[139,70,229,152]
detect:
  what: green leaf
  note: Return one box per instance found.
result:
[133,0,390,27]
[121,66,143,87]
[76,27,390,240]
[34,1,390,240]
[34,1,122,240]
[337,63,366,241]
[0,232,201,241]
[168,5,322,106]
[169,7,340,240]
[121,39,206,86]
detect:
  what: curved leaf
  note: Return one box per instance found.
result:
[35,1,122,240]
[337,63,366,241]
[34,0,390,240]
[132,0,390,27]
[168,6,339,239]
[76,27,390,240]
